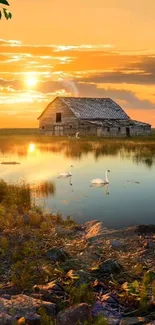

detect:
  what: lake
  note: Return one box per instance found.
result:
[0,137,155,229]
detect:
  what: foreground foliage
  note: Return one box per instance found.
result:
[0,0,12,19]
[0,180,154,324]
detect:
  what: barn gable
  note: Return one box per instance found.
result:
[38,96,151,137]
[38,96,130,120]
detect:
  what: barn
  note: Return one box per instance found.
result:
[38,97,151,137]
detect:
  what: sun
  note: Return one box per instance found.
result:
[25,75,37,87]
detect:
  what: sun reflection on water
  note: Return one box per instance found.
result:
[28,143,36,153]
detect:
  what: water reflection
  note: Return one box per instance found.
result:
[33,181,56,198]
[28,143,36,153]
[90,183,110,195]
[0,137,155,228]
[0,139,155,168]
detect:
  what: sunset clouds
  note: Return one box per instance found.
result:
[0,38,155,126]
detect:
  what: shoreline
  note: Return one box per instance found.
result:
[0,213,154,325]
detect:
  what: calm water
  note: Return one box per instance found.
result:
[0,138,155,229]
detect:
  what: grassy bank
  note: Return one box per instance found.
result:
[0,180,154,324]
[0,128,155,144]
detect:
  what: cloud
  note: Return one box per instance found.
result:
[76,70,155,85]
[72,82,155,110]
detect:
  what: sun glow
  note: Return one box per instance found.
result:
[25,75,37,87]
[28,143,36,153]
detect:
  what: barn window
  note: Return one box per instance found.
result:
[70,125,72,129]
[118,127,121,132]
[56,113,62,123]
[107,127,110,132]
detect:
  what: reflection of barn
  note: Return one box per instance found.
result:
[38,97,151,137]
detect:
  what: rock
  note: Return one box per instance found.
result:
[54,227,73,236]
[46,247,69,262]
[67,269,92,285]
[1,294,11,300]
[120,317,145,325]
[0,283,21,296]
[92,292,122,325]
[93,280,108,293]
[84,220,108,242]
[109,239,125,248]
[144,240,155,249]
[0,294,56,324]
[59,258,80,272]
[135,225,155,235]
[101,293,120,305]
[0,312,14,325]
[23,214,31,225]
[32,281,65,303]
[99,259,123,274]
[33,281,63,294]
[57,303,91,325]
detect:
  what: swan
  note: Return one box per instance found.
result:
[57,165,73,178]
[91,169,110,185]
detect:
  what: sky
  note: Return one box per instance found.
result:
[0,0,155,127]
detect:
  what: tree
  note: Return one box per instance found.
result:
[0,0,12,19]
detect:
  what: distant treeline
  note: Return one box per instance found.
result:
[0,128,39,135]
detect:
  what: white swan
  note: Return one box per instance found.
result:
[91,169,110,185]
[57,165,73,178]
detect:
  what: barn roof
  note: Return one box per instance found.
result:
[86,119,151,127]
[60,97,129,120]
[38,96,130,120]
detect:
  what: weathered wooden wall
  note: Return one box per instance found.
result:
[39,99,151,137]
[39,98,78,135]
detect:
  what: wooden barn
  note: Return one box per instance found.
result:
[38,97,151,137]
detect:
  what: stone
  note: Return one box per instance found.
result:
[0,294,56,324]
[109,239,125,248]
[46,247,69,262]
[57,303,91,325]
[59,258,80,272]
[67,269,92,285]
[54,227,73,236]
[23,214,31,225]
[99,259,123,274]
[101,293,120,305]
[92,293,122,325]
[84,220,108,242]
[135,225,155,235]
[33,281,63,294]
[120,317,145,325]
[93,280,108,293]
[0,312,14,325]
[144,240,155,249]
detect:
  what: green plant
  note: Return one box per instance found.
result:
[0,0,12,19]
[38,306,54,325]
[0,236,9,251]
[84,315,107,325]
[70,283,94,305]
[140,271,155,307]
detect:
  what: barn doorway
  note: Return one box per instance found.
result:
[126,127,130,137]
[54,125,64,136]
[97,127,102,137]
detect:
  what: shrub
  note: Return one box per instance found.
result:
[70,283,94,305]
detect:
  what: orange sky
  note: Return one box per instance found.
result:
[0,0,155,127]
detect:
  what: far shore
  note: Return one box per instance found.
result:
[0,128,155,143]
